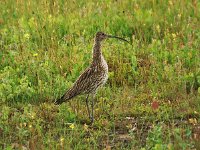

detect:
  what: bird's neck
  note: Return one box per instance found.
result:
[92,39,103,64]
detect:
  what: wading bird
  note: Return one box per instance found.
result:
[55,31,129,123]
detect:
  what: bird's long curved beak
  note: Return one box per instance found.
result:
[107,35,130,44]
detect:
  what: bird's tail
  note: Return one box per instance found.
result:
[54,88,78,105]
[54,95,66,105]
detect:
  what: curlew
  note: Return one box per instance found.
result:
[55,31,129,123]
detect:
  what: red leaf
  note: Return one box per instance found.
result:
[151,101,159,110]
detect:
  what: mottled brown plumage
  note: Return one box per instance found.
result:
[55,31,129,123]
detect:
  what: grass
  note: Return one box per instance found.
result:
[0,0,200,149]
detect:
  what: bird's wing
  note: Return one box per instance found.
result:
[55,66,97,104]
[72,66,96,92]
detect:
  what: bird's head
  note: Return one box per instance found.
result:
[95,31,107,41]
[95,31,130,44]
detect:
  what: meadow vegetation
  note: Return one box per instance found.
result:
[0,0,200,149]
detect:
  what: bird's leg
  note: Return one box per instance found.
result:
[85,94,91,119]
[90,94,95,123]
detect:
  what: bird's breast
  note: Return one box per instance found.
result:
[100,56,108,84]
[101,56,108,73]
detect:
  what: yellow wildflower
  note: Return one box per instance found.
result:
[172,33,176,38]
[30,112,35,119]
[60,137,64,142]
[33,53,38,57]
[194,111,198,114]
[60,137,64,146]
[188,118,197,125]
[69,123,75,129]
[24,33,30,39]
